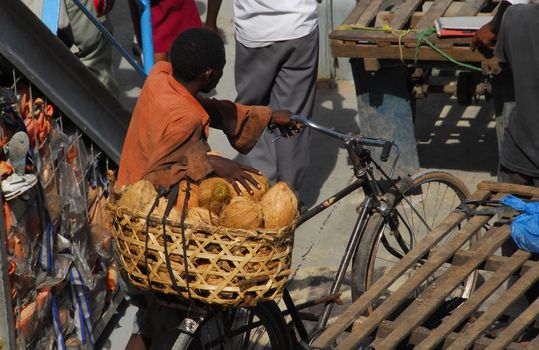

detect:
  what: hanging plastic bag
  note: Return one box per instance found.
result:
[500,195,539,254]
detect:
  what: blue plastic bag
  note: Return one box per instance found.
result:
[500,195,539,254]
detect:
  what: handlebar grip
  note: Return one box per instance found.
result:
[381,142,392,162]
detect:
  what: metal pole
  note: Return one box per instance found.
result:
[138,0,155,74]
[70,0,146,76]
[0,197,16,349]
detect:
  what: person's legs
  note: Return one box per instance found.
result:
[237,29,318,193]
[234,40,282,183]
[64,0,120,95]
[270,28,319,193]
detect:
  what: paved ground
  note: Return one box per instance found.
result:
[97,1,498,348]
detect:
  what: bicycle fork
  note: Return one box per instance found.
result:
[311,196,376,340]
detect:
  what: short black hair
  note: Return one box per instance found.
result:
[170,28,226,81]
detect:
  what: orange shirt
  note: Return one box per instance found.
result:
[117,62,271,190]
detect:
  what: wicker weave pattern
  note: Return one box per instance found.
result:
[108,205,294,307]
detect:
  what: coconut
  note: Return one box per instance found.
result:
[231,173,271,201]
[261,182,298,229]
[198,178,232,214]
[175,180,200,212]
[144,199,181,222]
[118,180,157,212]
[219,197,263,230]
[186,207,214,226]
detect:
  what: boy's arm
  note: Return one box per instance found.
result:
[198,97,272,154]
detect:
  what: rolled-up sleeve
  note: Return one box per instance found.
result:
[198,97,272,154]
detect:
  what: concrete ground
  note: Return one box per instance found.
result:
[97,1,498,348]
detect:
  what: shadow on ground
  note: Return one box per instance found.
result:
[415,94,498,175]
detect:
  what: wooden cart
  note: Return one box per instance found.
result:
[330,0,500,73]
[329,1,510,178]
[312,181,539,349]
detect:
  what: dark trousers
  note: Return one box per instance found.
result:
[234,28,319,194]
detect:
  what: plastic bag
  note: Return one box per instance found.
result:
[500,195,539,253]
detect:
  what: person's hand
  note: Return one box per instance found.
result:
[471,22,497,52]
[269,110,301,137]
[208,155,260,195]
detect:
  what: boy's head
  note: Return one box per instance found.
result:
[170,28,226,93]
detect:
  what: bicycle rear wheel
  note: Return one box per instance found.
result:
[351,170,474,308]
[189,301,293,350]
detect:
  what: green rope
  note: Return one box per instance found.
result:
[414,27,482,72]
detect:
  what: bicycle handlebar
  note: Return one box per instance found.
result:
[290,115,398,162]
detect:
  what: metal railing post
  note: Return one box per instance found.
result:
[139,0,154,74]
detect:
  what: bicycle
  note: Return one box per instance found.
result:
[168,115,472,349]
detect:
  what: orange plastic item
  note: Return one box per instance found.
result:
[106,261,118,292]
[15,288,51,344]
[8,260,16,300]
[3,202,13,232]
[24,98,53,149]
[0,162,13,178]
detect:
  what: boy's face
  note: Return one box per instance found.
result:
[200,67,224,93]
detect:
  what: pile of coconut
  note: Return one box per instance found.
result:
[117,175,298,230]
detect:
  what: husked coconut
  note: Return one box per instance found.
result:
[219,197,263,230]
[198,178,232,214]
[261,182,298,229]
[175,180,200,212]
[186,207,213,226]
[231,173,271,201]
[118,180,157,212]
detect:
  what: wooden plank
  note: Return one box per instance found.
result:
[389,0,424,29]
[375,322,526,350]
[414,250,532,350]
[477,181,539,198]
[374,225,510,350]
[446,0,489,17]
[415,0,453,29]
[450,251,536,275]
[357,0,384,26]
[375,10,424,28]
[330,40,493,63]
[312,190,491,349]
[331,207,494,349]
[446,261,539,350]
[343,0,371,25]
[486,297,539,349]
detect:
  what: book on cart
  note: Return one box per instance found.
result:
[435,16,493,37]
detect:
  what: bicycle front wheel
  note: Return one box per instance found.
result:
[189,301,293,350]
[351,170,474,307]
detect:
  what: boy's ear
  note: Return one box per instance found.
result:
[203,69,212,80]
[196,69,213,81]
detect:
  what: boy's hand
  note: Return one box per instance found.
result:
[208,155,260,195]
[270,110,301,137]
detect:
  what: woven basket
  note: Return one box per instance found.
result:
[107,203,294,307]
